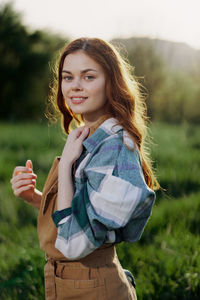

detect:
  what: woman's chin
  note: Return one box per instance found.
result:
[71,108,87,115]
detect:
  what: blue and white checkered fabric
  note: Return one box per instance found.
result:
[52,118,155,260]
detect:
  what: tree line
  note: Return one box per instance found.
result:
[0,2,199,123]
[0,3,66,121]
[125,43,200,123]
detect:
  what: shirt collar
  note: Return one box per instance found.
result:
[83,118,123,153]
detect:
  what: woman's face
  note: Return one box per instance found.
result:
[61,50,107,122]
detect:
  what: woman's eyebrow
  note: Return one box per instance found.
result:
[81,68,98,74]
[62,68,98,74]
[62,70,71,74]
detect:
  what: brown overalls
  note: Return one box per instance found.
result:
[37,158,137,300]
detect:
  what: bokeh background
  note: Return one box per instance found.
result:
[0,0,200,299]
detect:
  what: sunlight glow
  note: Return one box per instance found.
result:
[5,0,200,49]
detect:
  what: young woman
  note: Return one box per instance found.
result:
[10,37,159,300]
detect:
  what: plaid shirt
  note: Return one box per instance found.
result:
[52,118,155,260]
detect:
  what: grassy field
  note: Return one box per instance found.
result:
[0,121,200,299]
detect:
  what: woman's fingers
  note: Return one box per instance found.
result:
[12,166,32,177]
[12,159,33,177]
[70,126,89,140]
[12,178,36,190]
[26,159,33,170]
[13,185,35,197]
[60,126,90,166]
[11,174,36,198]
[74,126,85,137]
[10,172,37,184]
[78,126,90,141]
[10,160,39,202]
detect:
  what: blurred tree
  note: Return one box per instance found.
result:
[127,43,166,119]
[0,2,66,121]
[155,71,200,123]
[113,39,200,124]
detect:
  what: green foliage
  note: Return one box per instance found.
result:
[0,122,65,299]
[150,122,200,200]
[152,72,200,123]
[0,122,199,299]
[0,225,45,300]
[127,43,166,119]
[113,39,200,124]
[0,2,66,121]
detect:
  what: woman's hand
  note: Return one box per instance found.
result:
[57,126,89,210]
[10,160,42,208]
[59,126,89,170]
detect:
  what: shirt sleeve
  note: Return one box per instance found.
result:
[52,136,155,260]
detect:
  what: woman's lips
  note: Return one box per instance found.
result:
[70,97,88,104]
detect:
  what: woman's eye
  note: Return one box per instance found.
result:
[63,76,73,81]
[85,75,94,80]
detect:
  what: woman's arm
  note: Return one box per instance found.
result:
[29,189,42,209]
[57,163,74,210]
[10,160,42,209]
[57,126,89,210]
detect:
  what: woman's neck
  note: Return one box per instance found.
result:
[83,115,109,136]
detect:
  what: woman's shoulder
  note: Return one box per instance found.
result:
[83,118,139,164]
[98,118,136,150]
[99,127,138,161]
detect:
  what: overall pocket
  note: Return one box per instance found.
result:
[55,265,106,300]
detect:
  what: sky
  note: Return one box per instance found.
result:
[2,0,200,49]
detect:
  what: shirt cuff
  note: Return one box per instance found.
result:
[52,207,72,227]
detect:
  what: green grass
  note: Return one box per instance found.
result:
[0,121,200,299]
[150,122,200,199]
[117,192,200,299]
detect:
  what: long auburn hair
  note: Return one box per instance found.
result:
[49,37,159,190]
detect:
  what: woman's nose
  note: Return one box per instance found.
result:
[71,78,83,90]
